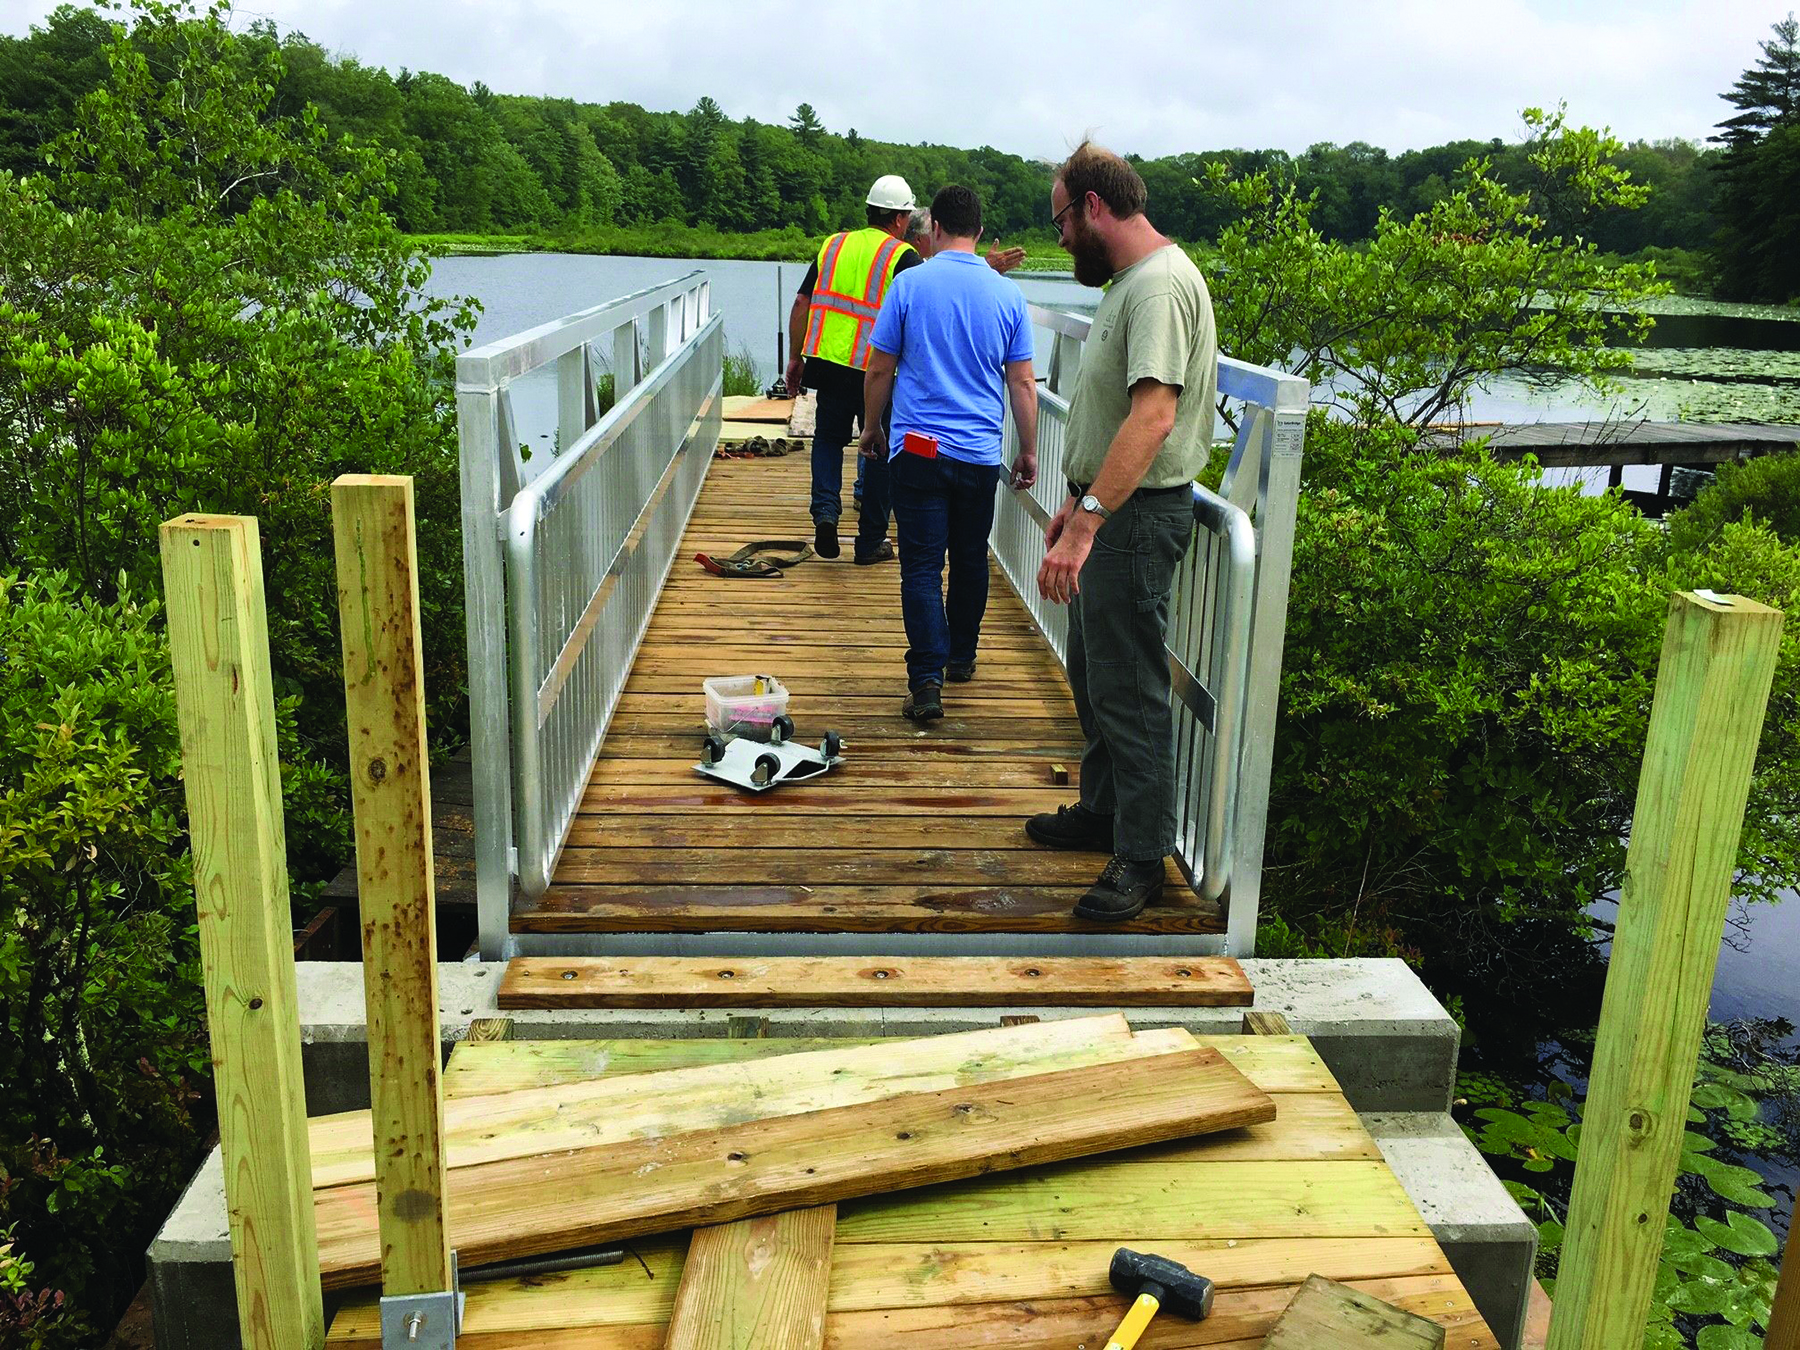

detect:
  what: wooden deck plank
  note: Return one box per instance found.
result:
[314,1050,1277,1288]
[497,956,1253,1009]
[547,848,1164,886]
[515,887,1220,934]
[665,1205,835,1350]
[310,1016,1157,1188]
[438,1035,1341,1097]
[1263,1273,1447,1348]
[514,449,1220,937]
[326,1237,1461,1345]
[831,1160,1428,1243]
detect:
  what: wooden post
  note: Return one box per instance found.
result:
[161,515,325,1350]
[1547,591,1783,1350]
[1768,1193,1800,1349]
[332,475,453,1298]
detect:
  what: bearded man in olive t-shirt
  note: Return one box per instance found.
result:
[1025,140,1219,923]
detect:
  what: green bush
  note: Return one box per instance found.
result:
[1260,417,1800,1047]
[0,573,209,1345]
[1667,453,1800,552]
[0,0,478,900]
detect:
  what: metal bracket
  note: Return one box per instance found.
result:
[379,1251,464,1349]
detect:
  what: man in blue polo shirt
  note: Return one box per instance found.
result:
[859,184,1039,723]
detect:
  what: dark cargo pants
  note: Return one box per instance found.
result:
[1066,488,1195,861]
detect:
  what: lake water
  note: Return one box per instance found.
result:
[425,251,1798,1037]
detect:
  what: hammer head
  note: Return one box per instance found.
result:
[1108,1248,1214,1321]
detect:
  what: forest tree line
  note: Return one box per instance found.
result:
[0,4,1787,294]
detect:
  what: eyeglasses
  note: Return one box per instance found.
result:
[1051,194,1083,231]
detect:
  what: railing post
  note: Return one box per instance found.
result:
[557,346,590,453]
[1547,591,1783,1350]
[647,303,669,368]
[1224,404,1306,955]
[160,514,324,1350]
[454,370,516,960]
[331,476,455,1314]
[612,320,638,403]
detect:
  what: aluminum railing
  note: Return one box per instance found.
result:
[457,273,720,957]
[996,303,1309,954]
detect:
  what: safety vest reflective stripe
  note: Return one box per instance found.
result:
[865,236,903,303]
[808,293,880,320]
[802,228,911,370]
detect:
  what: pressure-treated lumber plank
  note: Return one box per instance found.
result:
[814,1276,1487,1350]
[832,1160,1426,1242]
[1263,1273,1446,1348]
[823,1237,1451,1313]
[327,1267,1490,1350]
[326,1241,1467,1346]
[498,956,1252,1009]
[314,1047,1278,1287]
[308,1015,1162,1187]
[331,474,452,1298]
[665,1206,835,1350]
[1548,593,1783,1350]
[438,1033,1339,1096]
[161,514,325,1350]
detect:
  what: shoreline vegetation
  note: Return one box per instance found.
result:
[409,225,1077,271]
[410,229,1777,301]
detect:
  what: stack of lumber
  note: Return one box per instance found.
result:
[309,1014,1273,1289]
[325,1024,1504,1349]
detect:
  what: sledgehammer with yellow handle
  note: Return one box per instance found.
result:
[1103,1248,1215,1349]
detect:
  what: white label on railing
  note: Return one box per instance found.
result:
[1272,416,1305,459]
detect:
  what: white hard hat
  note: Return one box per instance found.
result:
[866,174,917,210]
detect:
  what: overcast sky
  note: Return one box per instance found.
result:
[2,0,1785,159]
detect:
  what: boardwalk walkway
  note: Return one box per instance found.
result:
[511,445,1221,938]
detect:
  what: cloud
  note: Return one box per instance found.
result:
[0,0,1783,157]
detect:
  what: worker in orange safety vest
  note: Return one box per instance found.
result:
[783,175,922,565]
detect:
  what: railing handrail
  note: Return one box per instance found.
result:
[510,312,713,517]
[457,271,708,392]
[1024,302,1309,410]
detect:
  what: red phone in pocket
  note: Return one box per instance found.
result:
[901,430,939,459]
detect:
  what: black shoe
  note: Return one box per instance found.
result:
[854,539,895,565]
[1024,802,1113,851]
[814,518,840,559]
[1074,855,1166,922]
[946,660,976,683]
[902,682,944,723]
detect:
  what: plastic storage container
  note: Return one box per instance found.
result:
[704,675,790,741]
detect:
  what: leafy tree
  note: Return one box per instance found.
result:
[789,100,824,146]
[1712,14,1800,300]
[0,5,114,179]
[1716,13,1800,150]
[1207,108,1665,427]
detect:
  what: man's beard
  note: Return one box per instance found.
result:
[1068,221,1113,287]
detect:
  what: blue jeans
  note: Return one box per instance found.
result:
[889,452,1002,690]
[809,380,890,557]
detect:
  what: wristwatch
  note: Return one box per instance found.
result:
[1077,493,1111,521]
